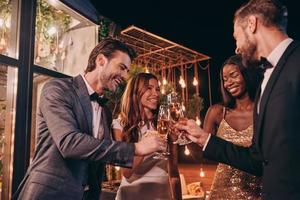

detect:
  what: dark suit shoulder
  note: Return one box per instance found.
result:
[41,77,75,101]
[284,42,300,76]
[43,77,73,91]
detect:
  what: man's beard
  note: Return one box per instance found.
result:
[240,34,261,68]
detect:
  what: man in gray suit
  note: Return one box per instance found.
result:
[14,38,165,200]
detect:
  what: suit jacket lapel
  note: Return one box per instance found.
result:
[256,41,300,142]
[73,75,93,135]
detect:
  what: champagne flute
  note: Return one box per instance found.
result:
[167,92,192,145]
[153,105,169,160]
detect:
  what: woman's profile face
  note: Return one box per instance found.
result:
[140,78,160,111]
[222,64,246,98]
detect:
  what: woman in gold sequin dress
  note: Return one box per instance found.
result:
[203,55,263,199]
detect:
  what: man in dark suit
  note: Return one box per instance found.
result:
[175,0,300,199]
[13,38,165,200]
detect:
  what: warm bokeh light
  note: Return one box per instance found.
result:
[199,168,205,177]
[193,77,198,86]
[47,26,57,35]
[184,146,190,155]
[162,78,167,85]
[181,82,186,88]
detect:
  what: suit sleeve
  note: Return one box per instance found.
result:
[204,135,263,176]
[39,81,134,168]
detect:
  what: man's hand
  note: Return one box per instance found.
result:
[174,119,210,147]
[134,135,166,156]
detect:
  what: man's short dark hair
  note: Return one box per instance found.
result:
[85,38,136,73]
[234,0,288,32]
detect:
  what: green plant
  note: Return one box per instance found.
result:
[36,0,71,42]
[98,18,111,41]
[185,94,204,119]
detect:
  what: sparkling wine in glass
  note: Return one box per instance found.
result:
[167,92,191,145]
[157,118,169,137]
[153,105,169,160]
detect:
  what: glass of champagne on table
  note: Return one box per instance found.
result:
[152,104,170,160]
[167,92,192,145]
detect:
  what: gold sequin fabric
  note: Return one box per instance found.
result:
[208,119,262,200]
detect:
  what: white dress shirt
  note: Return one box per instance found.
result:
[203,38,293,151]
[81,74,104,140]
[257,38,293,113]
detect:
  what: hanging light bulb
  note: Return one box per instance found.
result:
[162,78,167,85]
[193,77,198,86]
[48,26,57,36]
[199,168,205,177]
[115,166,120,171]
[161,87,165,94]
[181,82,186,88]
[184,146,190,155]
[196,116,201,126]
[181,103,186,111]
[179,76,184,85]
[145,67,149,73]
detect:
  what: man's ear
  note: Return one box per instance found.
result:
[247,15,258,33]
[95,54,107,67]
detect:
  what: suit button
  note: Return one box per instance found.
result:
[263,160,269,166]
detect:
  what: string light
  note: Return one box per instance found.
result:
[115,166,120,171]
[181,82,186,88]
[47,26,57,36]
[199,168,205,177]
[184,146,190,155]
[158,80,161,86]
[145,67,149,73]
[193,77,198,86]
[162,78,167,85]
[179,76,184,85]
[161,88,165,94]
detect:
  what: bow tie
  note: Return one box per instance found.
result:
[90,92,108,107]
[259,57,273,72]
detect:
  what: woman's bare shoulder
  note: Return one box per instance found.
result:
[207,104,223,116]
